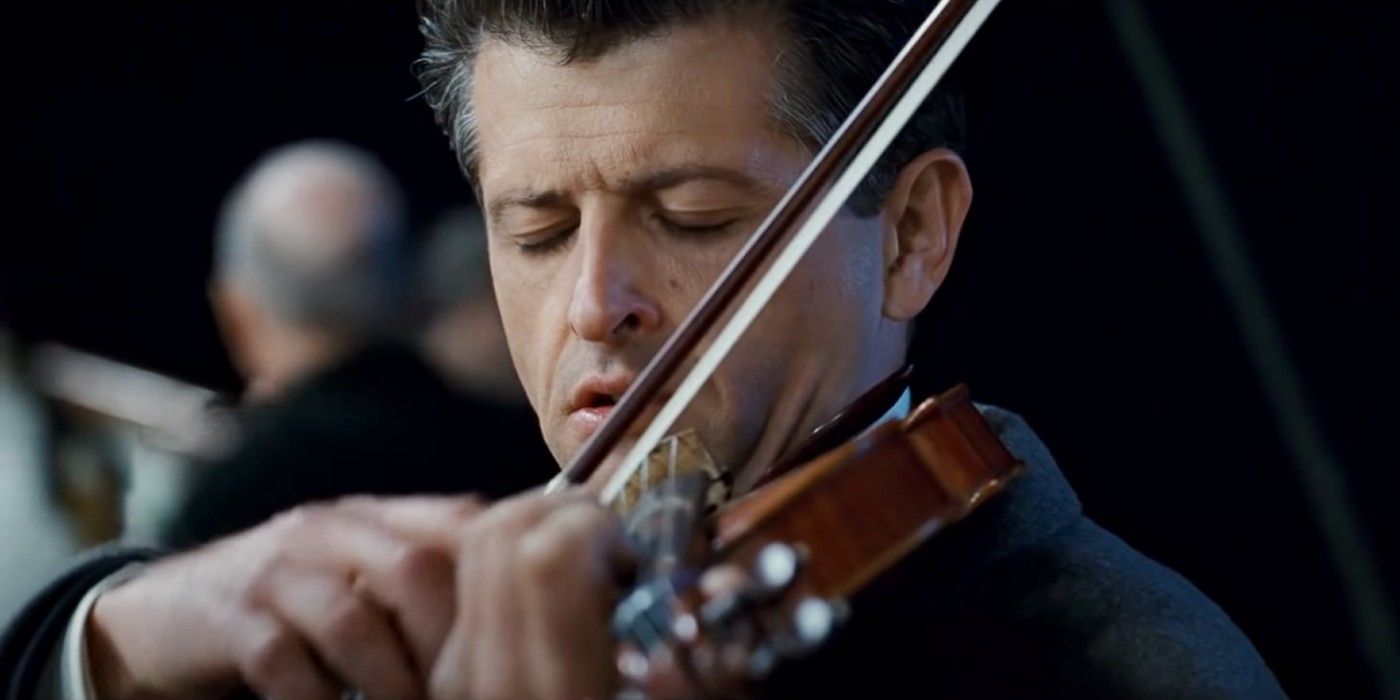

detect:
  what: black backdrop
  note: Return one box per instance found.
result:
[3,2,1395,697]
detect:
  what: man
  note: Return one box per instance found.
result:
[2,2,1285,699]
[208,139,410,407]
[170,141,551,546]
[416,207,530,406]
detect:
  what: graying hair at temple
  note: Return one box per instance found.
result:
[213,140,412,337]
[414,0,966,216]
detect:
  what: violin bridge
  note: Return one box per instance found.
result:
[614,429,730,517]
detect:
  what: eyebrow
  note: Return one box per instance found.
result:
[486,165,766,223]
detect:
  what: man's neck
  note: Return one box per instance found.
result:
[730,360,911,495]
[246,328,357,403]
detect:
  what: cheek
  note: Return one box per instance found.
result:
[650,235,743,328]
[708,219,882,382]
[494,297,539,406]
[788,222,884,343]
[720,220,884,418]
[830,219,888,324]
[496,299,535,380]
[490,248,568,412]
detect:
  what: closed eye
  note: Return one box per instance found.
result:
[655,215,739,237]
[516,227,575,255]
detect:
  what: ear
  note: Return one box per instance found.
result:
[879,148,972,321]
[209,280,262,383]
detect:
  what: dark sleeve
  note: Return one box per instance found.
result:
[164,413,359,547]
[1,546,162,700]
[165,393,551,548]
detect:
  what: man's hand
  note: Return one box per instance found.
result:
[88,495,483,700]
[429,491,633,700]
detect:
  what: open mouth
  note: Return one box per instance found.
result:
[569,373,634,420]
[569,378,630,432]
[567,370,684,443]
[579,392,619,412]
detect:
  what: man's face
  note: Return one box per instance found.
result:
[472,17,907,489]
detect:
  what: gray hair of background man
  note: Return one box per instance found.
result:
[213,140,412,338]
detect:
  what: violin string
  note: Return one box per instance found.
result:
[598,0,1002,506]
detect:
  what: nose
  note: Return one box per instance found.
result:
[567,223,662,344]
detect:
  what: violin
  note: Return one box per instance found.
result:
[541,0,1017,695]
[612,383,1022,696]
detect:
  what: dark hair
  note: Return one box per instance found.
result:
[416,0,964,216]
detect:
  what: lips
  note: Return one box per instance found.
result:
[566,373,674,440]
[570,374,633,412]
[567,373,632,431]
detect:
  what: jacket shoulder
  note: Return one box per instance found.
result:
[955,518,1287,699]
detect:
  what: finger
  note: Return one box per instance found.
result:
[259,566,422,700]
[472,520,524,698]
[519,501,627,698]
[229,610,341,700]
[331,495,488,549]
[433,492,559,699]
[471,494,561,697]
[429,516,497,700]
[537,498,634,593]
[355,542,455,677]
[274,509,456,672]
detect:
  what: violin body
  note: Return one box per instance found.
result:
[613,385,1023,696]
[715,384,1022,599]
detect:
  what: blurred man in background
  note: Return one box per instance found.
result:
[417,207,529,406]
[165,141,551,546]
[208,140,409,405]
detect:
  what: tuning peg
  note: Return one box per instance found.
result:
[793,596,847,646]
[696,542,805,631]
[767,596,849,658]
[670,610,701,643]
[752,542,801,593]
[617,646,651,683]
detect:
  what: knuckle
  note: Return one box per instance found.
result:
[323,597,376,646]
[559,499,612,529]
[518,530,571,583]
[330,494,377,512]
[578,503,614,530]
[240,625,296,685]
[243,553,286,605]
[392,542,450,584]
[270,503,321,533]
[241,573,271,608]
[454,494,486,518]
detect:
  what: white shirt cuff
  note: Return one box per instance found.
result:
[60,564,147,700]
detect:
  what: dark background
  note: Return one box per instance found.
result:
[2,1,1395,697]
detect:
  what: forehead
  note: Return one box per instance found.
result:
[469,18,803,198]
